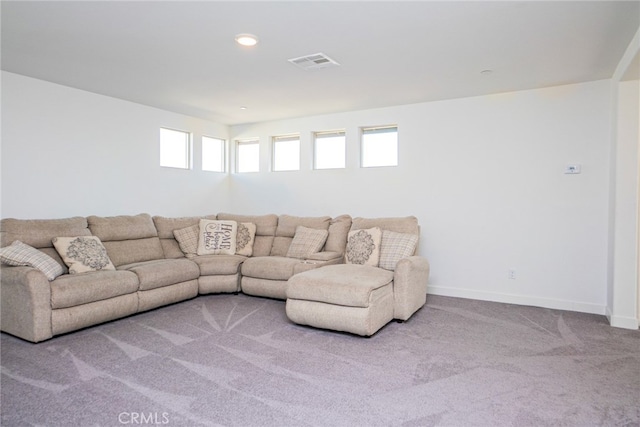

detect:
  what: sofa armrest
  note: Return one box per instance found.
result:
[392,256,430,321]
[306,251,343,262]
[0,266,53,342]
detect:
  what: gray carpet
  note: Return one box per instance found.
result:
[1,294,639,427]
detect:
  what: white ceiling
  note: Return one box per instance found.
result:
[2,1,639,125]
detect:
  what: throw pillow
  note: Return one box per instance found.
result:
[0,240,64,281]
[235,222,257,256]
[378,230,419,271]
[52,236,116,274]
[345,227,382,267]
[173,224,199,258]
[197,219,237,255]
[286,226,329,259]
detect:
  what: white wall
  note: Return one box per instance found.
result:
[1,71,230,219]
[1,71,621,319]
[230,80,613,315]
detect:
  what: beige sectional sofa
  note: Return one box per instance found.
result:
[0,212,429,342]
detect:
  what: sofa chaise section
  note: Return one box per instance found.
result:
[286,216,430,336]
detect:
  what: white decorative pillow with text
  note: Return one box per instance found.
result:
[197,219,237,255]
[345,227,382,267]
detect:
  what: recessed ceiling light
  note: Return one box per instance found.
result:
[235,34,258,47]
[240,106,248,110]
[480,69,493,75]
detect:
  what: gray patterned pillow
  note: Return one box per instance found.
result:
[236,222,256,256]
[286,226,329,259]
[173,224,199,258]
[378,230,419,271]
[0,240,64,281]
[345,227,382,267]
[52,236,116,274]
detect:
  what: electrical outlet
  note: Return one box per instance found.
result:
[508,269,516,280]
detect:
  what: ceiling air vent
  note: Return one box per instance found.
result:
[288,53,340,71]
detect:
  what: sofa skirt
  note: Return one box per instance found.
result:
[137,279,198,312]
[241,276,288,300]
[285,291,394,337]
[198,274,240,294]
[52,293,138,336]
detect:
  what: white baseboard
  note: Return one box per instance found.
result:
[427,285,607,316]
[605,306,640,329]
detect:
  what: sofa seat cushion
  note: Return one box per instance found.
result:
[193,254,247,276]
[51,270,139,309]
[241,256,303,281]
[120,258,199,291]
[287,264,394,308]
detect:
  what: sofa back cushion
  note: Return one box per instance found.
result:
[216,213,278,257]
[270,215,331,257]
[351,216,419,236]
[324,214,352,255]
[87,214,164,267]
[152,215,216,259]
[1,217,91,249]
[0,216,91,272]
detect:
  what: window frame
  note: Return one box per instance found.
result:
[202,135,226,173]
[313,130,346,170]
[235,139,260,173]
[271,134,301,172]
[159,127,191,170]
[360,125,398,168]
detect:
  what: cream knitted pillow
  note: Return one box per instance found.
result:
[378,230,418,271]
[286,226,329,259]
[0,240,64,281]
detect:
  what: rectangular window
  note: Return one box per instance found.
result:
[314,130,346,169]
[236,139,260,173]
[272,134,300,172]
[160,127,191,169]
[202,136,225,172]
[361,125,398,168]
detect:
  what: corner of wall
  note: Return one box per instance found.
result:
[607,25,640,329]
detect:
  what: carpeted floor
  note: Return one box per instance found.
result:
[1,294,639,426]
